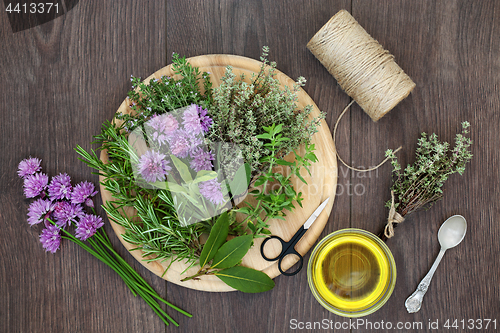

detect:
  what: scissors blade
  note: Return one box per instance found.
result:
[303,197,330,229]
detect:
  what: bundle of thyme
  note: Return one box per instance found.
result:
[381,121,473,239]
[207,46,324,176]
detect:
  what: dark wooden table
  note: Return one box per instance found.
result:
[1,1,499,332]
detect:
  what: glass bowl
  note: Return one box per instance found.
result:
[307,228,396,317]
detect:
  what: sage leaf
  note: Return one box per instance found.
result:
[193,170,218,184]
[199,212,230,269]
[228,163,251,197]
[170,155,193,183]
[211,235,253,269]
[215,266,275,293]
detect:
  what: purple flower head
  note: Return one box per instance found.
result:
[199,178,225,206]
[53,201,84,227]
[147,113,178,145]
[197,106,213,133]
[71,181,98,207]
[137,150,171,183]
[23,173,49,198]
[39,223,61,253]
[182,104,203,135]
[18,157,42,178]
[190,147,214,172]
[169,130,192,158]
[48,173,72,201]
[27,198,55,226]
[75,214,104,241]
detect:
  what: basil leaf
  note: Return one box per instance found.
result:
[211,235,252,269]
[199,212,230,269]
[215,266,275,293]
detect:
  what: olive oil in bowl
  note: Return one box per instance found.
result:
[307,229,396,317]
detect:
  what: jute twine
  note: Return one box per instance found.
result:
[385,190,405,238]
[308,9,412,172]
[307,9,415,122]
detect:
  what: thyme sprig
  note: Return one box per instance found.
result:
[381,121,473,239]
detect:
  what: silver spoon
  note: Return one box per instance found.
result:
[405,215,467,313]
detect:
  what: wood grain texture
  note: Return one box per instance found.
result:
[100,54,337,291]
[350,0,500,331]
[0,1,168,332]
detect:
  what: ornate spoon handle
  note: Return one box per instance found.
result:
[405,248,446,313]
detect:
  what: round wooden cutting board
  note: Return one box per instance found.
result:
[100,54,338,292]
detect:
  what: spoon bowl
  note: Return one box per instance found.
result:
[438,215,467,250]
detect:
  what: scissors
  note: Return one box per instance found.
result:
[260,197,330,276]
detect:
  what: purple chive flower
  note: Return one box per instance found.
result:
[39,223,62,253]
[27,198,55,226]
[53,201,84,227]
[75,214,104,241]
[23,173,49,198]
[71,181,98,207]
[169,130,192,158]
[17,157,42,178]
[197,106,213,133]
[182,104,203,135]
[48,173,73,201]
[190,147,214,172]
[199,178,225,205]
[137,150,171,183]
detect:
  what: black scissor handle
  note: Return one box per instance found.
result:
[260,235,286,261]
[277,249,303,276]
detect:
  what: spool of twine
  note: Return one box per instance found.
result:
[307,9,415,121]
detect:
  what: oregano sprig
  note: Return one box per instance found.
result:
[236,124,318,236]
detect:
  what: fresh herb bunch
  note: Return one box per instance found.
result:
[382,122,473,238]
[76,49,321,291]
[180,212,275,293]
[207,46,324,176]
[17,157,191,327]
[117,53,213,132]
[76,120,208,268]
[235,124,318,237]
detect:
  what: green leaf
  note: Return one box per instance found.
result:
[247,221,256,233]
[275,159,294,166]
[255,133,271,140]
[199,212,230,269]
[211,235,253,269]
[234,206,253,215]
[170,155,193,183]
[215,266,275,293]
[166,182,188,193]
[228,163,251,197]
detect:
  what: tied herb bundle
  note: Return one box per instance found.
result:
[18,157,191,326]
[381,122,473,239]
[76,47,322,292]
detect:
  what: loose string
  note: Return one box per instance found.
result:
[332,100,402,172]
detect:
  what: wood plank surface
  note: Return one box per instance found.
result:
[0,1,167,332]
[1,0,499,332]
